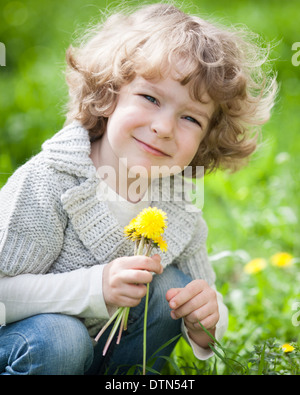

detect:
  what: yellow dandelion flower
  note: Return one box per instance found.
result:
[244,258,267,274]
[270,252,293,268]
[134,207,167,240]
[124,218,139,241]
[281,343,295,353]
[152,235,168,252]
[124,207,168,251]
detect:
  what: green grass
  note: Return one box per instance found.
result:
[1,0,299,375]
[162,256,300,375]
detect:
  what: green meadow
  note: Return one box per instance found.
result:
[1,0,299,374]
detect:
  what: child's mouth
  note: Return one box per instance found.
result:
[133,138,171,157]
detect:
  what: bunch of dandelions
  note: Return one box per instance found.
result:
[95,206,167,375]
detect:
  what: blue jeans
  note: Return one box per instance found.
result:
[0,265,191,375]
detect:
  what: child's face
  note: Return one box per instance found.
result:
[103,75,215,178]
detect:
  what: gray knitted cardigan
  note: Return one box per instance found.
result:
[0,122,216,288]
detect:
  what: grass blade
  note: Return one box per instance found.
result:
[258,343,266,375]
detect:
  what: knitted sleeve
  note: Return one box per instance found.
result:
[174,214,216,286]
[0,154,68,276]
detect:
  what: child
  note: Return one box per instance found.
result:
[0,3,277,375]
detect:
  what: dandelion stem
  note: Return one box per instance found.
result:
[117,309,126,344]
[95,307,123,342]
[103,310,124,356]
[145,242,153,257]
[143,282,150,375]
[134,240,138,255]
[123,306,130,331]
[137,236,145,255]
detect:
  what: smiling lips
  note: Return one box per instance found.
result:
[133,137,171,157]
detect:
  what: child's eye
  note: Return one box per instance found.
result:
[184,116,202,128]
[142,95,158,105]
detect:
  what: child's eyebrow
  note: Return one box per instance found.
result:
[133,80,162,95]
[185,105,211,121]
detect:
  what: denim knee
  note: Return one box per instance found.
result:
[0,314,94,375]
[128,264,192,325]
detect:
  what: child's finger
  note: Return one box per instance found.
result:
[120,255,163,274]
[168,280,206,310]
[165,287,181,302]
[123,269,153,285]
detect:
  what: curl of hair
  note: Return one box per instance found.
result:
[65,2,278,175]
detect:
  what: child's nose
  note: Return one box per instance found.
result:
[151,111,175,138]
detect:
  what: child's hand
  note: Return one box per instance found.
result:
[166,280,219,347]
[102,254,163,309]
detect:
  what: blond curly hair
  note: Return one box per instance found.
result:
[65,2,277,174]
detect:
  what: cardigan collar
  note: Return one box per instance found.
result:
[42,121,96,179]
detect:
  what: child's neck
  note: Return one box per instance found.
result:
[90,138,150,203]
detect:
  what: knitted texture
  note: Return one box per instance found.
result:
[0,122,216,292]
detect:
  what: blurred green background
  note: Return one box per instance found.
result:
[1,0,299,374]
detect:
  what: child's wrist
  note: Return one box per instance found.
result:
[186,323,216,349]
[184,318,216,336]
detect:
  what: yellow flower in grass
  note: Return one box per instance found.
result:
[270,252,293,268]
[281,343,295,353]
[244,258,267,274]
